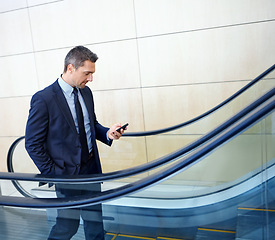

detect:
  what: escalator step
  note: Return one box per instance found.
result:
[236,207,275,239]
[195,228,235,240]
[106,233,184,240]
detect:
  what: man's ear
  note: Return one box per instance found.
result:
[67,64,75,74]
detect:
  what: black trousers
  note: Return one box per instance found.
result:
[48,160,105,240]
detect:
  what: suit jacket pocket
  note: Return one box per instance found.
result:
[54,160,65,175]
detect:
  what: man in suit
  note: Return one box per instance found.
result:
[25,46,125,239]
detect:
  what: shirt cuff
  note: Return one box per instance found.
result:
[106,131,110,141]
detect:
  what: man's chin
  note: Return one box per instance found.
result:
[79,83,87,89]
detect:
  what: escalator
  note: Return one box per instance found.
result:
[0,65,274,240]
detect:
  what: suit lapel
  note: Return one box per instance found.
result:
[52,80,78,136]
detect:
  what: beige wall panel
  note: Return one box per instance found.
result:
[0,96,31,137]
[134,0,275,37]
[0,9,33,56]
[0,54,38,98]
[0,1,27,12]
[35,40,140,91]
[27,0,63,7]
[142,81,247,131]
[86,40,141,91]
[138,21,275,87]
[28,0,136,51]
[34,48,69,89]
[10,138,39,174]
[92,88,145,132]
[0,137,18,172]
[1,0,273,188]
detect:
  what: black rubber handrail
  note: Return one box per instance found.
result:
[124,64,275,136]
[1,94,274,208]
[4,87,275,185]
[6,136,36,197]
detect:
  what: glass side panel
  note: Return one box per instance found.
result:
[1,99,274,240]
[150,110,274,192]
[145,72,275,160]
[98,69,275,174]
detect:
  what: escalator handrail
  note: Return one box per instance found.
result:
[4,88,275,185]
[1,93,274,208]
[6,136,34,198]
[124,63,275,136]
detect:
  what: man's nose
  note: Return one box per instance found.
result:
[87,73,93,82]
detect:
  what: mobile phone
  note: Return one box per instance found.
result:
[116,123,129,133]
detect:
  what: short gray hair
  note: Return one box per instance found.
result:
[64,46,98,72]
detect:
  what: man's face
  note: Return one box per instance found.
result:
[70,60,95,88]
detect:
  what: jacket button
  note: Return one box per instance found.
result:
[76,164,80,168]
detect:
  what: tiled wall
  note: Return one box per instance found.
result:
[0,0,274,184]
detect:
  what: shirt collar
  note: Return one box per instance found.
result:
[58,76,74,96]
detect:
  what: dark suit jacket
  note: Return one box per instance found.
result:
[25,80,112,176]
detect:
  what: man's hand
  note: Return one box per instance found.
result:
[108,123,127,140]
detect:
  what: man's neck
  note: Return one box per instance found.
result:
[61,72,73,87]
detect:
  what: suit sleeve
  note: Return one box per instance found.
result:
[25,93,55,175]
[95,121,112,146]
